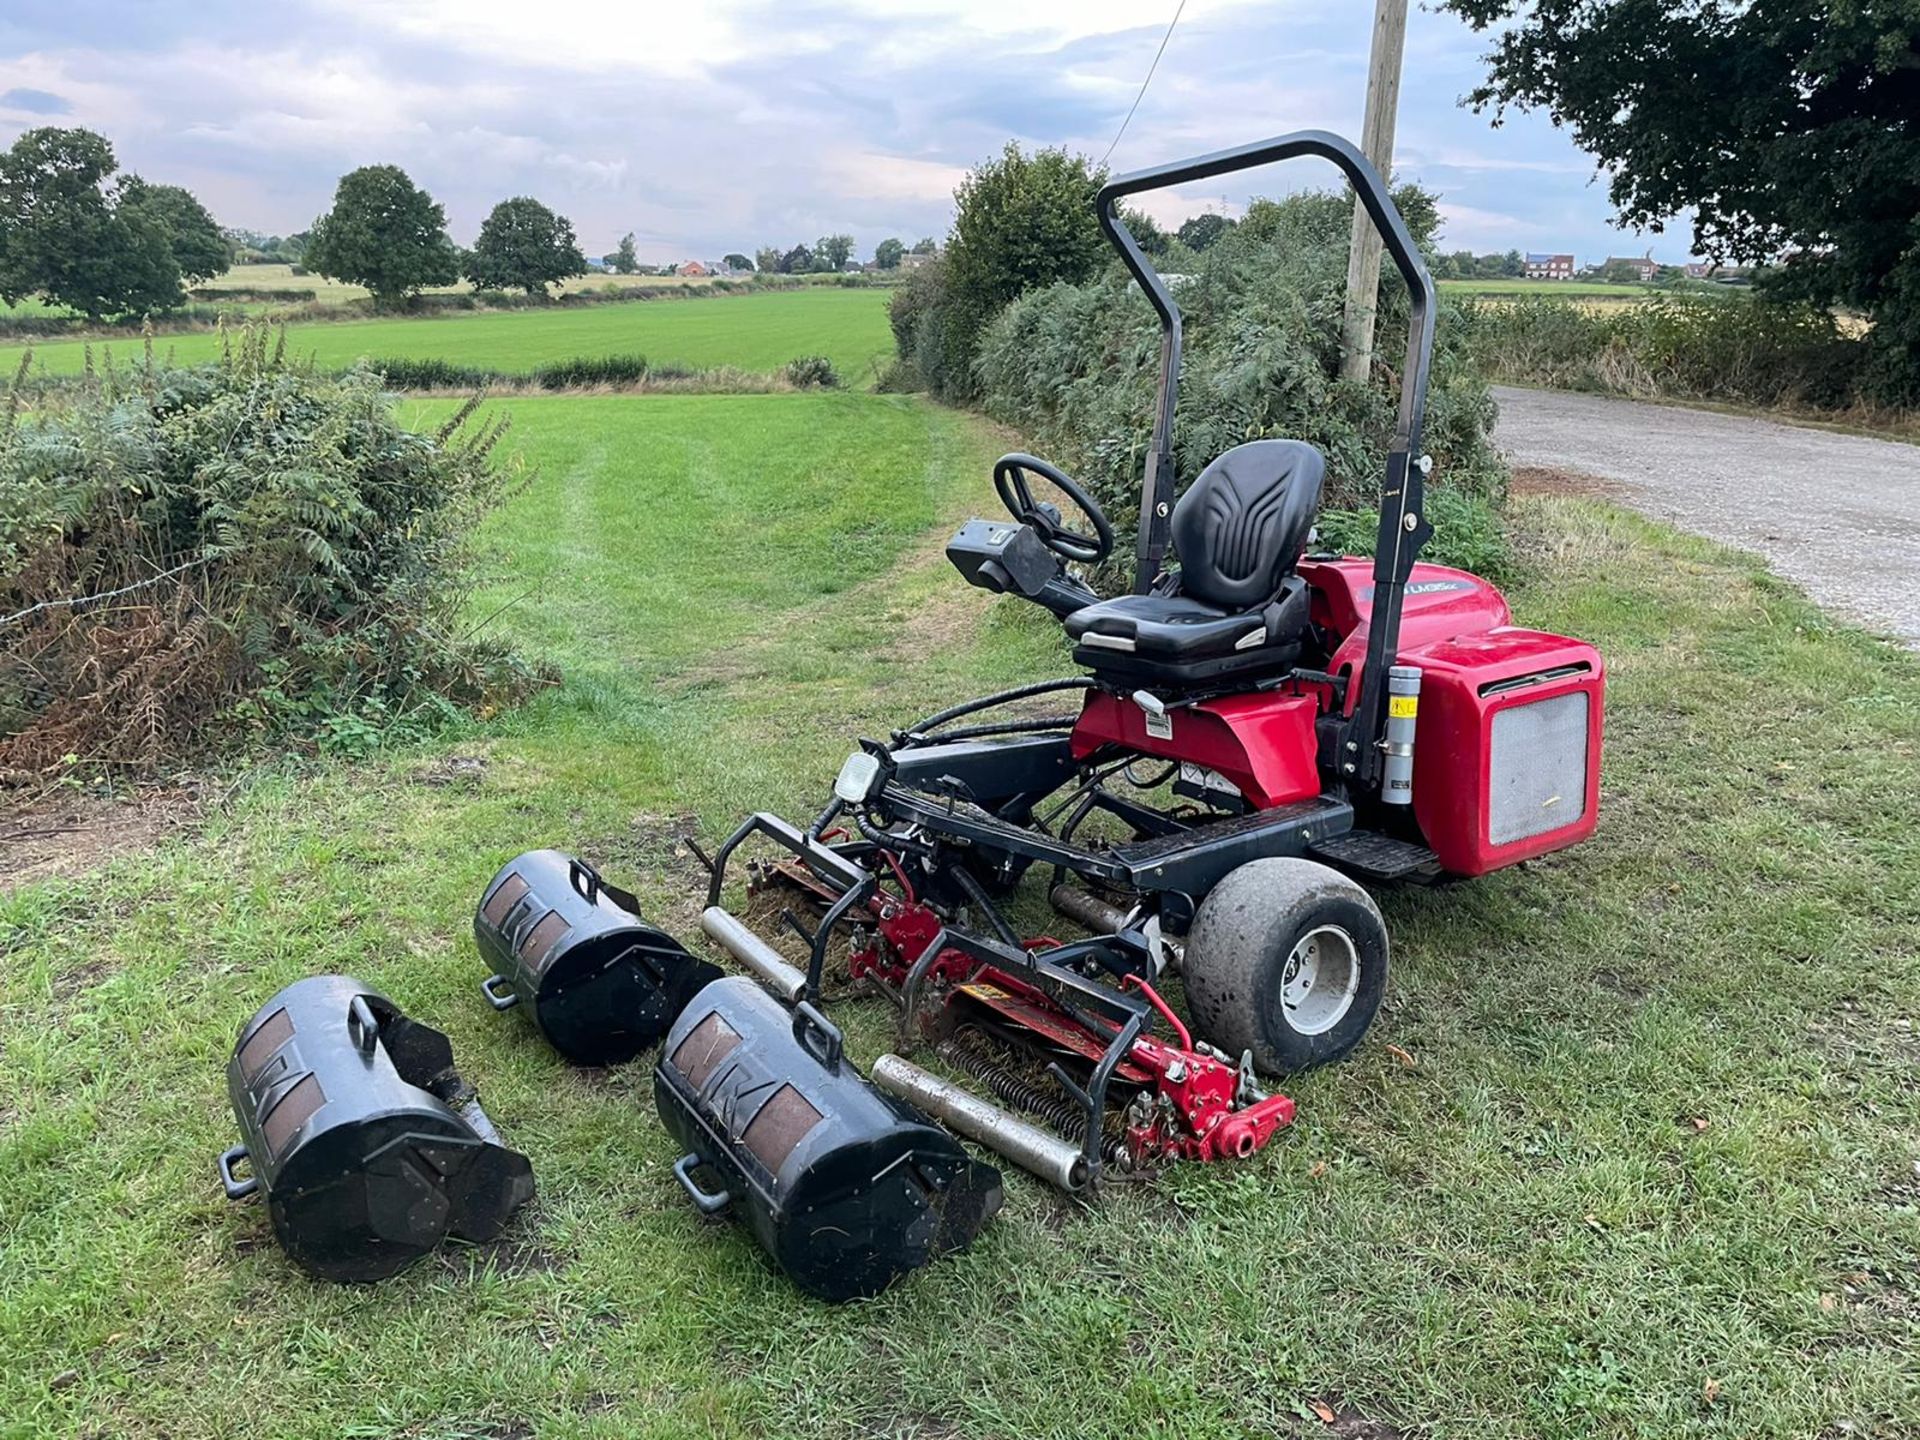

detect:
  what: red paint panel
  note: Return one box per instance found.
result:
[1402,628,1606,876]
[1070,689,1321,808]
[1299,558,1514,714]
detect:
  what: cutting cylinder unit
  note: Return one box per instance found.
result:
[476,849,721,1066]
[220,975,535,1283]
[653,976,1003,1302]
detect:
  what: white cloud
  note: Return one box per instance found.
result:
[322,0,750,77]
[1399,143,1594,177]
[1437,201,1545,251]
[823,151,968,207]
[0,0,1686,265]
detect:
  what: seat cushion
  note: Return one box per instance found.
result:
[1064,591,1304,687]
[1065,595,1269,660]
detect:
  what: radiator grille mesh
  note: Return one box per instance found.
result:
[1488,691,1590,845]
[519,912,570,972]
[670,1011,741,1091]
[482,872,530,928]
[261,1073,326,1157]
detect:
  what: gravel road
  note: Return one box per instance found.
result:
[1492,385,1920,647]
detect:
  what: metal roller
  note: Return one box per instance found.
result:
[701,905,806,1003]
[871,1053,1090,1192]
[1048,884,1134,935]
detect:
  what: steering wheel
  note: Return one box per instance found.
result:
[992,453,1114,565]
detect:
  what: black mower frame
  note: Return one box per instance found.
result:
[1098,130,1437,794]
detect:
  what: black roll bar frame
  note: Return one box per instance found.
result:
[1095,130,1438,789]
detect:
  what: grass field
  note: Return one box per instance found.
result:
[193,262,740,304]
[0,286,895,385]
[3,392,1918,1439]
[1440,279,1661,300]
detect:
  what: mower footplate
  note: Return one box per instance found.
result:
[1309,830,1441,881]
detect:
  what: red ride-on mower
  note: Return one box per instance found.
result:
[694,132,1605,1194]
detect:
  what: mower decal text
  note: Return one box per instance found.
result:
[1358,579,1476,600]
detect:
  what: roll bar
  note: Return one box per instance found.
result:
[1095,130,1438,792]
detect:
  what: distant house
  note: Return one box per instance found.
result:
[898,251,939,271]
[1605,253,1659,283]
[1685,261,1751,283]
[1524,252,1575,280]
[678,260,708,277]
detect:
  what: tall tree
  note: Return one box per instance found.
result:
[755,245,783,274]
[1442,0,1920,399]
[1177,213,1234,252]
[117,177,227,284]
[722,252,754,273]
[305,164,459,308]
[930,143,1108,401]
[873,237,905,270]
[605,232,639,274]
[910,236,937,255]
[0,129,134,318]
[0,129,223,319]
[814,233,854,272]
[781,243,813,274]
[1124,208,1172,259]
[466,196,587,296]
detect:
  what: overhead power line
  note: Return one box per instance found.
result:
[1099,0,1188,169]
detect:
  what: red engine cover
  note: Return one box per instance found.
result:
[1297,558,1513,713]
[1298,557,1604,874]
[1070,689,1321,808]
[1401,629,1605,876]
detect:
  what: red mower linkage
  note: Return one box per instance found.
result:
[692,813,1295,1192]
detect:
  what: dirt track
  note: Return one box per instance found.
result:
[1492,385,1920,647]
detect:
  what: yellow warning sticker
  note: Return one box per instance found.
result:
[959,982,1010,1003]
[1388,695,1419,718]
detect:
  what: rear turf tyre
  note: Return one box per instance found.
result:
[1183,857,1388,1075]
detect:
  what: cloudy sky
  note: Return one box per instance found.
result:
[0,0,1684,268]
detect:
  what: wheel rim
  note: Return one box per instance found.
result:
[1279,925,1359,1036]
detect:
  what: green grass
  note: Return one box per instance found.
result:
[1441,278,1659,300]
[0,287,895,386]
[193,262,732,304]
[3,392,1918,1439]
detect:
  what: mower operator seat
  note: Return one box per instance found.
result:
[1064,439,1324,687]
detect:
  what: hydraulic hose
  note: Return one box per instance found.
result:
[896,678,1093,746]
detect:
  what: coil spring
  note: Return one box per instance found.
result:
[938,1033,1130,1166]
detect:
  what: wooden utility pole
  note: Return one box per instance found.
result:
[1339,0,1409,383]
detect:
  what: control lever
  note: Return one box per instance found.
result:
[1132,689,1172,740]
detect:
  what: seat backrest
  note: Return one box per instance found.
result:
[1169,439,1326,611]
